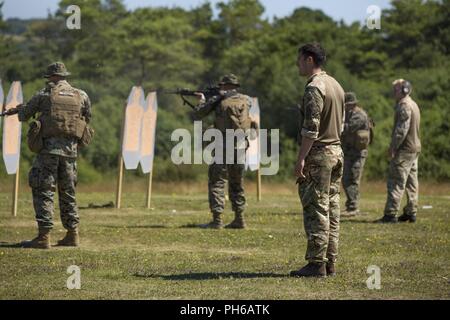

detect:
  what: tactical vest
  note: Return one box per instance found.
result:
[214,93,252,132]
[40,81,86,139]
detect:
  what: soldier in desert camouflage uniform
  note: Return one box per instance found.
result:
[341,92,372,217]
[13,62,92,248]
[194,74,253,229]
[290,43,345,278]
[376,79,421,223]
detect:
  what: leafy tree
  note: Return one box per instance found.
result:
[1,0,449,182]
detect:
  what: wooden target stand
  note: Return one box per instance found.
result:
[115,136,154,209]
[249,97,262,202]
[1,81,23,217]
[115,88,157,209]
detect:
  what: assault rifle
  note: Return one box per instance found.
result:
[165,85,221,109]
[0,107,19,117]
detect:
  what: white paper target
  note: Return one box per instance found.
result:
[122,86,145,170]
[246,97,260,171]
[140,92,158,174]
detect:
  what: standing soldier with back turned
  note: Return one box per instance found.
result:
[4,62,93,248]
[194,74,253,229]
[376,79,421,223]
[341,92,372,217]
[290,43,345,278]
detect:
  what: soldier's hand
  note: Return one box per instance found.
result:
[1,107,19,116]
[250,119,259,131]
[294,158,306,181]
[248,120,259,140]
[194,92,206,104]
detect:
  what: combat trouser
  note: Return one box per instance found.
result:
[29,153,79,230]
[342,153,367,211]
[384,151,419,217]
[208,162,246,215]
[208,146,246,215]
[298,144,344,264]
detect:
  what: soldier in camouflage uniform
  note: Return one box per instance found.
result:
[194,74,252,229]
[341,92,371,217]
[290,43,345,278]
[376,79,421,223]
[15,62,92,248]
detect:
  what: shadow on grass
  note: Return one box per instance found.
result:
[134,272,289,280]
[79,201,115,210]
[179,223,241,229]
[340,219,378,224]
[180,223,205,229]
[0,241,23,248]
[101,225,169,229]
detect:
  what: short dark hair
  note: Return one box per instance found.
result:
[298,43,326,67]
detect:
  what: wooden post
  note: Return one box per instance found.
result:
[115,156,124,209]
[146,170,153,209]
[12,166,19,216]
[256,120,262,202]
[115,102,127,209]
[256,168,262,202]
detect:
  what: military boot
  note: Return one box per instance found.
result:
[57,228,80,247]
[21,227,51,249]
[290,262,327,278]
[374,215,398,224]
[225,212,246,229]
[398,214,416,223]
[341,209,359,217]
[326,262,336,277]
[199,213,224,229]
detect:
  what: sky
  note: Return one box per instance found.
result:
[2,0,392,24]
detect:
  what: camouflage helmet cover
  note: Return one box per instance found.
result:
[345,92,358,105]
[219,74,240,87]
[44,62,71,78]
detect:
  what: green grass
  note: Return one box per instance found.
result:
[0,184,449,300]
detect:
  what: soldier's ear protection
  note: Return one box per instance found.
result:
[402,81,412,95]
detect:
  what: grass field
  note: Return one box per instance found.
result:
[0,181,449,300]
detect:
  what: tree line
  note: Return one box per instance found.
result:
[0,0,449,183]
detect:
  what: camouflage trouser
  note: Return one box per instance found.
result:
[384,152,419,217]
[29,153,79,230]
[342,154,367,211]
[208,161,246,215]
[298,145,343,264]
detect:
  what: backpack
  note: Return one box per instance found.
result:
[215,93,252,132]
[40,81,86,139]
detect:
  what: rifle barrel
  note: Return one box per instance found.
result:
[165,89,199,96]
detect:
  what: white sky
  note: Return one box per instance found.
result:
[3,0,392,24]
